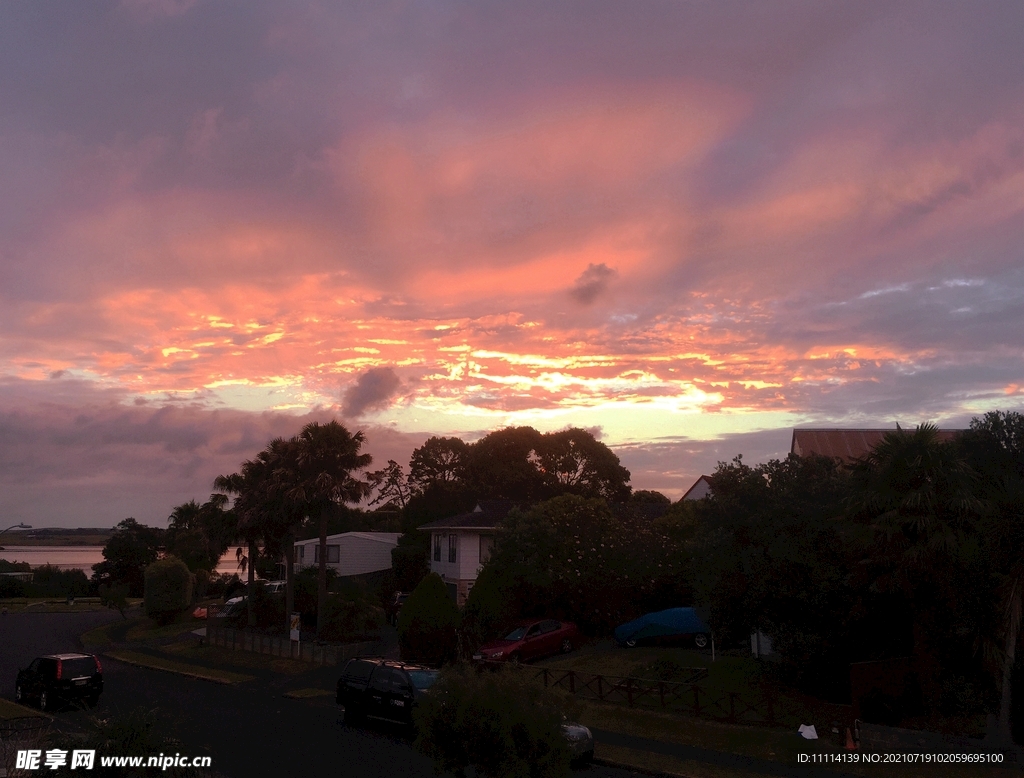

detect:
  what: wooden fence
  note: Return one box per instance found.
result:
[206,625,378,667]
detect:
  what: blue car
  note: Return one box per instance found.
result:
[614,607,711,649]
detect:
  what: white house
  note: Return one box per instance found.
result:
[293,532,401,577]
[681,474,714,501]
[419,501,512,606]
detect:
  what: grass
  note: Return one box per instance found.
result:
[162,640,310,675]
[578,701,1009,778]
[0,698,45,720]
[283,688,333,699]
[124,616,206,641]
[0,597,113,613]
[104,650,254,684]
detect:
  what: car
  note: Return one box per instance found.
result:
[561,721,595,764]
[472,619,580,664]
[15,653,103,711]
[386,592,410,626]
[614,607,711,649]
[211,595,246,619]
[262,580,286,594]
[336,658,439,727]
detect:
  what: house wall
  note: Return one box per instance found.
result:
[294,533,399,576]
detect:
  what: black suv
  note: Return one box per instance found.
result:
[15,653,103,711]
[336,658,438,727]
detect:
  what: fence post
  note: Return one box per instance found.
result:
[692,685,701,716]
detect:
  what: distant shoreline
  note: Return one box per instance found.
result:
[0,538,110,547]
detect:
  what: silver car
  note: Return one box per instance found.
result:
[561,722,594,764]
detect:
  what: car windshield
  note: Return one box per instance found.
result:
[503,627,528,641]
[407,670,438,690]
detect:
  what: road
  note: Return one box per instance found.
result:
[1,610,646,778]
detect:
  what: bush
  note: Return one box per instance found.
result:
[43,707,207,777]
[398,573,459,665]
[319,595,385,643]
[98,584,130,619]
[414,663,573,778]
[0,575,26,597]
[143,556,194,625]
[29,565,92,598]
[459,564,516,656]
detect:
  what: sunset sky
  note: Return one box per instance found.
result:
[2,1,1024,528]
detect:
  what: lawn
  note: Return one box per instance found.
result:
[0,698,45,720]
[162,640,310,676]
[104,650,254,684]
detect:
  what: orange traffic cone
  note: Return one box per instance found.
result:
[845,727,857,750]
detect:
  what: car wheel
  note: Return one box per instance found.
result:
[625,639,637,648]
[39,691,49,712]
[694,633,709,649]
[560,638,573,654]
[343,705,364,726]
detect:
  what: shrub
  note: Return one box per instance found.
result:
[143,556,194,625]
[459,564,516,656]
[398,573,459,665]
[0,575,26,597]
[98,584,130,619]
[29,565,91,598]
[414,663,573,778]
[319,595,385,643]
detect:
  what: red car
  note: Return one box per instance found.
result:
[473,619,580,664]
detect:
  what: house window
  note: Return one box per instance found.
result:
[448,534,457,563]
[433,534,441,562]
[313,545,340,563]
[294,546,304,564]
[479,535,494,564]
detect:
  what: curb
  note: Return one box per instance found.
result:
[102,652,250,686]
[592,756,696,778]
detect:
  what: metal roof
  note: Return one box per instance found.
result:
[418,500,514,530]
[791,428,963,463]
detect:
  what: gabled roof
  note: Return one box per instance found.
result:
[418,500,514,531]
[791,428,963,463]
[681,474,715,501]
[294,531,401,545]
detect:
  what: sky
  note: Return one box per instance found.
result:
[2,0,1023,528]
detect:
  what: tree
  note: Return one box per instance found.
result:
[287,421,373,638]
[467,426,546,501]
[398,572,460,665]
[91,518,163,597]
[144,556,194,625]
[958,411,1024,741]
[368,460,414,509]
[536,428,631,502]
[409,436,471,491]
[165,494,236,574]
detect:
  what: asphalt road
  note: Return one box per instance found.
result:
[2,610,646,778]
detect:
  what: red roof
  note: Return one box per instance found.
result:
[790,428,963,463]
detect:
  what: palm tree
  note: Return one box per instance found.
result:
[286,421,372,638]
[850,423,983,708]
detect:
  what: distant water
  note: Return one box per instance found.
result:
[0,546,247,575]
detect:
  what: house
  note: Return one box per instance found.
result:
[791,427,963,463]
[293,532,401,577]
[681,474,715,501]
[418,501,513,606]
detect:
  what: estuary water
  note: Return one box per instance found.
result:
[0,545,246,575]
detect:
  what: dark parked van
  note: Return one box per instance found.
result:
[336,658,438,727]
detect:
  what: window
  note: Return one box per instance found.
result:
[448,534,457,563]
[539,620,561,634]
[433,534,441,562]
[479,534,494,564]
[294,545,304,563]
[313,545,339,563]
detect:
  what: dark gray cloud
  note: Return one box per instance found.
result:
[341,367,402,418]
[570,263,616,305]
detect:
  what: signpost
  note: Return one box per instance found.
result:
[290,613,301,657]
